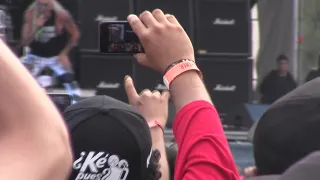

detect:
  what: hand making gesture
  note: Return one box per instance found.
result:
[124,75,170,128]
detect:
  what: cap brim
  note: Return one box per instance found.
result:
[246,175,280,180]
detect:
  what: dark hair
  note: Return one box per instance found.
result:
[147,150,162,180]
[276,54,289,63]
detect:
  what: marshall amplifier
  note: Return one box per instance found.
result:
[77,0,134,51]
[135,0,194,41]
[198,57,253,120]
[78,52,134,102]
[194,0,251,56]
[133,62,166,92]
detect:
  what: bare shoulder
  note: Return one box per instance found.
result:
[57,10,73,22]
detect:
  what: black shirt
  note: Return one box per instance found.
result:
[259,70,297,104]
[29,11,68,57]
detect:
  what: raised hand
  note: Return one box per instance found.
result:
[124,75,170,127]
[35,15,47,28]
[128,9,194,74]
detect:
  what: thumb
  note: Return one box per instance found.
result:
[134,53,150,67]
[161,90,170,101]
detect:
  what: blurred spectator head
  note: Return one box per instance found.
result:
[64,95,161,180]
[253,78,320,175]
[276,54,289,73]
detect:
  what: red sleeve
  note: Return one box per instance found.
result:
[173,101,239,180]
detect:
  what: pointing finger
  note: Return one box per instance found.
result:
[124,75,139,104]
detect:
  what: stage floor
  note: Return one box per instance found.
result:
[46,88,96,98]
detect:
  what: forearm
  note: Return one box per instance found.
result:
[0,39,72,179]
[21,26,39,46]
[60,38,77,54]
[151,128,170,180]
[170,71,212,111]
[60,31,79,54]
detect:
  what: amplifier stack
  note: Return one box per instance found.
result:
[5,0,253,120]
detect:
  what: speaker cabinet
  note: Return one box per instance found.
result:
[77,0,133,51]
[198,57,253,119]
[194,0,251,56]
[224,103,269,130]
[79,52,133,102]
[133,63,166,92]
[134,0,193,41]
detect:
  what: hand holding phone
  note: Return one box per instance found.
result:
[99,21,144,54]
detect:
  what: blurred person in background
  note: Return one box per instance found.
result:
[259,54,297,104]
[20,0,81,103]
[244,77,320,180]
[305,55,320,83]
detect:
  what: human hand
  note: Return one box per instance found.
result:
[124,75,170,128]
[127,9,194,74]
[57,53,71,69]
[36,15,48,28]
[244,166,258,177]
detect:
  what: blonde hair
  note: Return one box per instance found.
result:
[29,0,69,31]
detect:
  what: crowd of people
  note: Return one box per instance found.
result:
[2,0,320,179]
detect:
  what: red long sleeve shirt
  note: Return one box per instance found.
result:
[173,100,239,180]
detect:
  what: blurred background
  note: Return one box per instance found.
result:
[1,0,319,174]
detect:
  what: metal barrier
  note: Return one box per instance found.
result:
[164,129,249,142]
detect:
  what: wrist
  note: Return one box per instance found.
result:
[163,59,202,89]
[150,127,165,146]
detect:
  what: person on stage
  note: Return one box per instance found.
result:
[20,0,81,103]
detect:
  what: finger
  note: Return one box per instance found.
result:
[140,89,152,96]
[152,90,161,98]
[134,53,150,67]
[165,14,180,25]
[124,75,139,104]
[152,9,168,23]
[127,14,147,38]
[161,90,170,101]
[139,11,158,28]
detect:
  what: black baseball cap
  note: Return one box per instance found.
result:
[64,95,153,180]
[252,77,320,175]
[247,151,320,180]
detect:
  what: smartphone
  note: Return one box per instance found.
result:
[99,21,144,54]
[48,93,72,113]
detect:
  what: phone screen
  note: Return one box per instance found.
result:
[99,21,144,54]
[48,94,72,113]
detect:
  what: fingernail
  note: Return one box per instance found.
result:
[127,14,137,22]
[124,75,130,81]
